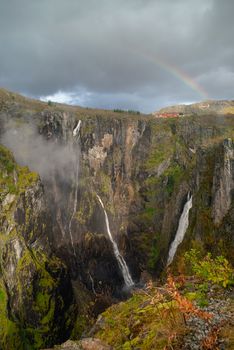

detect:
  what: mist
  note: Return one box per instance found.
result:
[2,122,79,183]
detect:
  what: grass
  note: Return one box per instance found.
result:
[95,287,185,349]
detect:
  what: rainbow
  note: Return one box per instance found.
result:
[136,51,209,99]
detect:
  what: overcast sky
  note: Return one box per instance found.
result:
[0,0,233,112]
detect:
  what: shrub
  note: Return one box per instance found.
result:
[113,109,140,115]
[185,249,234,288]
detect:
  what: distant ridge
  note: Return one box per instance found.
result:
[153,99,234,116]
[1,88,234,116]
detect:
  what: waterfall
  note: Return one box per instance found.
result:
[96,195,134,288]
[167,193,193,266]
[68,121,82,255]
[73,120,82,137]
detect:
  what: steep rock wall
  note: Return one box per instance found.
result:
[1,91,234,347]
[0,145,75,349]
[1,92,234,289]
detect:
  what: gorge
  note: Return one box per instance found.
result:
[0,89,234,349]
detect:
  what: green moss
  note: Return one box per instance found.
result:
[17,165,39,191]
[148,239,160,270]
[97,171,112,195]
[164,163,184,195]
[35,292,50,313]
[0,144,39,200]
[0,279,23,349]
[76,190,96,223]
[139,206,155,223]
[71,314,89,339]
[0,145,17,194]
[95,291,184,349]
[145,146,172,171]
[8,248,66,349]
[144,121,175,171]
[0,290,4,303]
[144,176,161,190]
[0,145,15,173]
[80,118,95,134]
[41,299,55,326]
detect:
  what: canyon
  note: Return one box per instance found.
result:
[0,89,234,349]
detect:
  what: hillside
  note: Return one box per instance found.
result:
[154,99,234,116]
[0,89,234,349]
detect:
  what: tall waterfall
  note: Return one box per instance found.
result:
[73,120,82,137]
[167,193,193,266]
[68,121,82,255]
[97,195,134,288]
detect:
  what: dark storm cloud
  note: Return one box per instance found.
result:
[0,0,233,112]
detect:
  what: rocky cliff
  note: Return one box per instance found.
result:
[0,145,75,349]
[0,89,234,348]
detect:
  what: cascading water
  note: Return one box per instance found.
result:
[167,192,193,266]
[96,195,134,288]
[73,120,82,137]
[68,120,82,255]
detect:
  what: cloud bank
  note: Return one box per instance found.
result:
[0,0,233,112]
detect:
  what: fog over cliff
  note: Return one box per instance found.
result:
[2,123,78,182]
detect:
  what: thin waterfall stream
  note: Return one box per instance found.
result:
[68,120,82,255]
[167,192,193,266]
[97,195,134,288]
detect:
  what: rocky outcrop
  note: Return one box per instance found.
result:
[212,138,234,224]
[0,145,75,349]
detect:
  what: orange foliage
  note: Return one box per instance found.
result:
[201,325,220,350]
[166,275,212,322]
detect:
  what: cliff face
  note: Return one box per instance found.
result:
[0,145,75,349]
[212,138,234,224]
[0,90,234,348]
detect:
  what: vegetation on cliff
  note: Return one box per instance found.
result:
[0,144,38,197]
[0,145,75,349]
[1,91,234,349]
[92,251,234,349]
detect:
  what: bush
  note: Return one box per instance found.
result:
[113,109,140,115]
[185,249,234,288]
